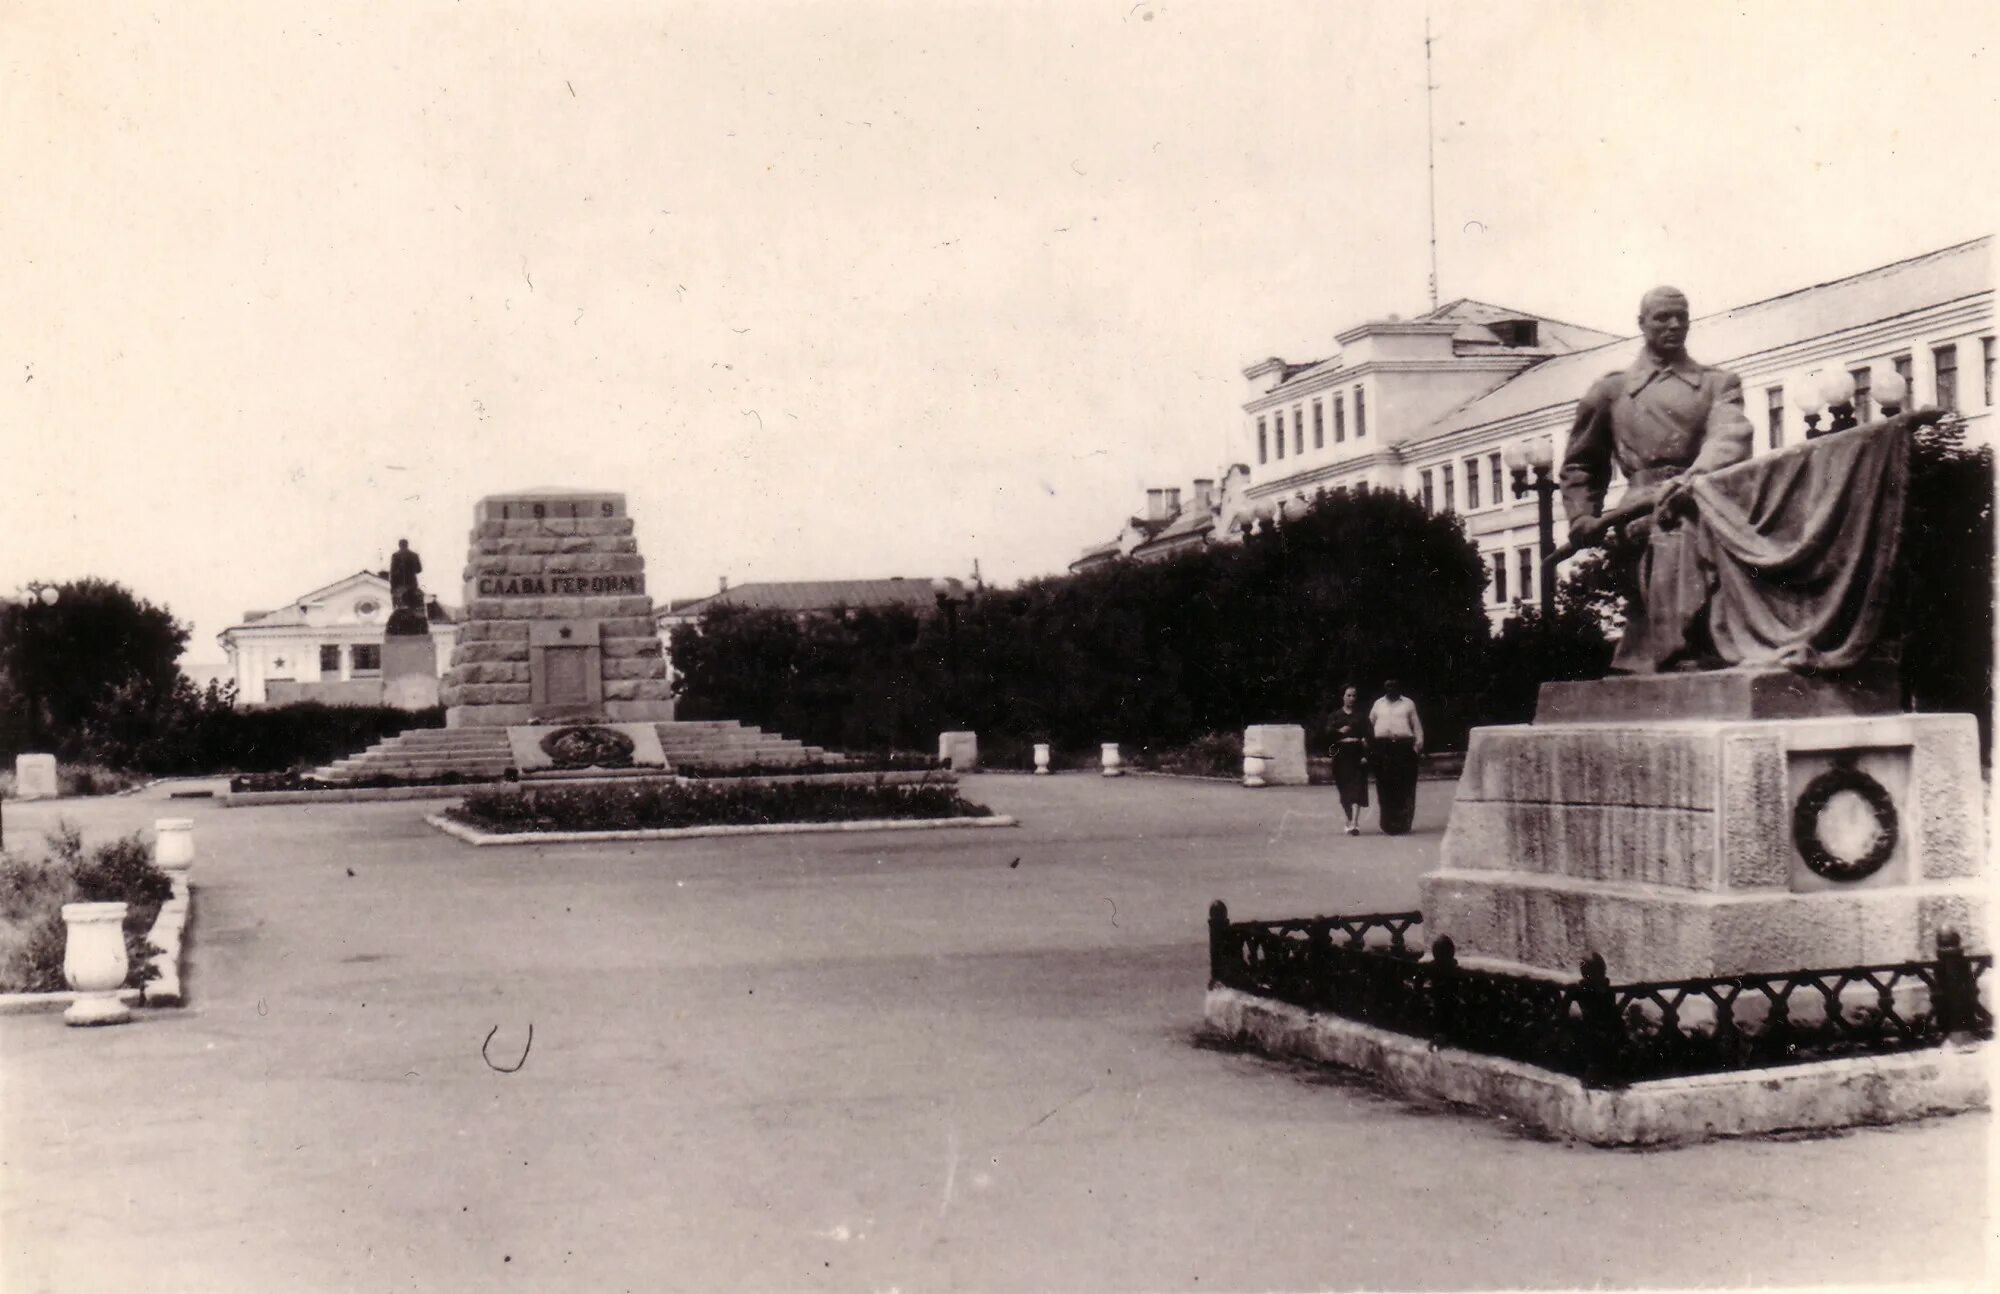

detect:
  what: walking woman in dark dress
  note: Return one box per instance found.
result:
[1329,684,1370,835]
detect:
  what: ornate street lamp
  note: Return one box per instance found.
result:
[1793,369,1827,439]
[3,582,62,851]
[1817,368,1859,435]
[1874,369,1908,417]
[1506,438,1558,619]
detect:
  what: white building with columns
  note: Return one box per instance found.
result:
[1075,237,1994,623]
[217,571,461,706]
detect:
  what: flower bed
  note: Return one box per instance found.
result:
[0,823,169,993]
[672,755,945,780]
[228,768,502,794]
[448,779,992,835]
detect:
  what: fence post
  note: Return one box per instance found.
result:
[1577,952,1621,1085]
[1208,900,1230,987]
[1429,936,1458,1047]
[1935,928,1974,1037]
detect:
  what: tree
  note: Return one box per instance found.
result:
[1899,419,1993,755]
[669,485,1494,753]
[0,579,189,759]
[1469,570,1616,728]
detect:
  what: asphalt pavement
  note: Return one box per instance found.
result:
[0,773,1987,1292]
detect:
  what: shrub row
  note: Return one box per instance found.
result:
[451,780,992,834]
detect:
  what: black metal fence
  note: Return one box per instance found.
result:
[1207,902,1992,1087]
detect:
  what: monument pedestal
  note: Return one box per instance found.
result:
[1421,673,1986,982]
[442,490,676,729]
[381,633,440,710]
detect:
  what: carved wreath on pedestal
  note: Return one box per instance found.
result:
[1791,760,1899,882]
[539,725,635,769]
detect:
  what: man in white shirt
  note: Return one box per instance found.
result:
[1368,679,1424,835]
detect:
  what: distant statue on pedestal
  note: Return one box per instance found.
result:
[1559,286,1931,674]
[386,538,428,635]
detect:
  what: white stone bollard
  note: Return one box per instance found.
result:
[1242,751,1269,788]
[14,753,58,800]
[61,902,131,1026]
[153,818,195,878]
[1101,743,1124,777]
[937,731,979,773]
[1033,743,1051,775]
[1242,724,1310,786]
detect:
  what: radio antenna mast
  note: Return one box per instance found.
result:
[1424,9,1440,312]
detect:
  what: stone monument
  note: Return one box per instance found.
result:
[381,538,440,710]
[1422,288,1983,982]
[442,489,674,748]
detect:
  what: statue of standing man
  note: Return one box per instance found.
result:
[1559,287,1754,673]
[386,538,427,634]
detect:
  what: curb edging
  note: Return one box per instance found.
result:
[426,813,1018,847]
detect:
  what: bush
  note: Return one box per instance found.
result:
[673,486,1489,755]
[0,823,170,993]
[69,678,444,776]
[450,780,992,834]
[674,755,945,779]
[1128,732,1244,778]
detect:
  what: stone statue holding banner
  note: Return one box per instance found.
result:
[1559,286,1930,674]
[386,538,428,635]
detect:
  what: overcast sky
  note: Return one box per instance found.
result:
[3,1,1995,663]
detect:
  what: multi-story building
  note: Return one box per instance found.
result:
[1075,237,1995,623]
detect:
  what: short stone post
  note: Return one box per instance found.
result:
[1100,743,1123,777]
[14,753,58,800]
[61,902,131,1026]
[1935,929,1977,1038]
[1428,936,1459,1047]
[1576,952,1624,1085]
[1208,900,1231,986]
[1032,743,1051,775]
[1242,749,1268,788]
[937,731,979,773]
[153,818,195,881]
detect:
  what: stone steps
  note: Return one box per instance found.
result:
[312,719,834,783]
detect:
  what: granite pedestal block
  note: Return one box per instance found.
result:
[938,731,979,772]
[1243,724,1309,786]
[13,753,57,800]
[1422,675,1986,982]
[381,633,440,710]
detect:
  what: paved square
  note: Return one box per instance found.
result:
[1,774,1985,1290]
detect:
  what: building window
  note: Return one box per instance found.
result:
[1517,548,1535,604]
[1333,395,1346,442]
[1312,400,1325,449]
[1933,344,1958,411]
[351,643,382,674]
[1257,418,1267,465]
[319,644,340,676]
[1420,470,1434,512]
[1464,458,1481,510]
[1492,552,1508,604]
[1274,410,1286,459]
[1851,367,1872,423]
[1766,386,1784,450]
[1441,464,1455,513]
[1353,386,1367,437]
[1293,406,1304,455]
[1984,337,1995,407]
[1894,353,1913,391]
[1489,453,1503,504]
